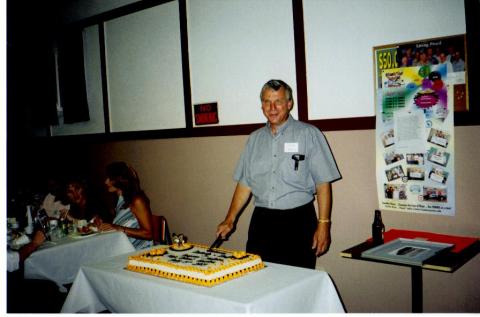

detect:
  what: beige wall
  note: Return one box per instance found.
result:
[81,125,479,312]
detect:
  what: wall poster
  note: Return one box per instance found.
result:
[374,35,465,216]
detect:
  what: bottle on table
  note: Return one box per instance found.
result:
[24,205,34,235]
[372,209,385,245]
[60,218,69,236]
[34,208,51,241]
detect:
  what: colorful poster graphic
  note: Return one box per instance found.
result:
[375,35,467,111]
[375,63,455,216]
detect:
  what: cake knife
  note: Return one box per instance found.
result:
[207,235,224,251]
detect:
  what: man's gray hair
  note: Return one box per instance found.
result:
[260,79,294,105]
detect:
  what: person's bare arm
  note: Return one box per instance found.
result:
[124,196,153,240]
[19,230,46,263]
[312,182,332,256]
[216,183,252,239]
[100,196,153,240]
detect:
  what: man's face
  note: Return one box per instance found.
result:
[439,53,447,63]
[261,87,292,130]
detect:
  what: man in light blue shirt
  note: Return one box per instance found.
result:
[216,79,341,269]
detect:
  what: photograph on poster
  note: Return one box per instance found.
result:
[422,186,447,203]
[385,165,405,182]
[406,153,425,165]
[383,70,404,88]
[374,34,468,112]
[381,128,395,147]
[427,128,450,148]
[396,36,465,72]
[384,151,404,165]
[384,184,407,200]
[428,166,449,184]
[407,167,425,181]
[409,184,422,195]
[427,147,450,167]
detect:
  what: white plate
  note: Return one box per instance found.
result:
[100,229,117,234]
[71,232,99,239]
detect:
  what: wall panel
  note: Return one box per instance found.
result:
[187,0,298,127]
[303,0,466,120]
[104,1,185,132]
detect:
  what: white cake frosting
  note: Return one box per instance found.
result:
[126,243,264,287]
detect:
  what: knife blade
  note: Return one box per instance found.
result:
[207,235,224,252]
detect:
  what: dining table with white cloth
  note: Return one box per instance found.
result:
[61,246,345,313]
[24,231,135,292]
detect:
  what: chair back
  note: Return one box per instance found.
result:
[151,215,172,245]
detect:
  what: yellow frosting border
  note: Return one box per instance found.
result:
[126,243,264,287]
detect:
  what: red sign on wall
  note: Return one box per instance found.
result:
[194,102,219,125]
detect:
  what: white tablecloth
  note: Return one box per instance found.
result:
[24,231,135,292]
[61,248,345,313]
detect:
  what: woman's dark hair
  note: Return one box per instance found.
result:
[106,162,144,207]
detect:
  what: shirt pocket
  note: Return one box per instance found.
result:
[281,153,310,189]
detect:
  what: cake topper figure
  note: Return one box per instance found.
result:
[172,233,187,246]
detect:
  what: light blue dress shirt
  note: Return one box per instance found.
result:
[234,115,341,210]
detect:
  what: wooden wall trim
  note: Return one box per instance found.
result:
[292,0,309,123]
[178,0,193,130]
[45,117,376,143]
[98,23,111,134]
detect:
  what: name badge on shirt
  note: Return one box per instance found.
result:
[284,142,299,153]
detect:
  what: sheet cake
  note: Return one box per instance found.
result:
[126,243,264,287]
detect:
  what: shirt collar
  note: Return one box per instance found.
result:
[266,114,294,136]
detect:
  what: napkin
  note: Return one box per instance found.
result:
[12,234,31,249]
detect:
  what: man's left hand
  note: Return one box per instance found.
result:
[312,223,331,256]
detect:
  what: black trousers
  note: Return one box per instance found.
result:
[246,200,318,269]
